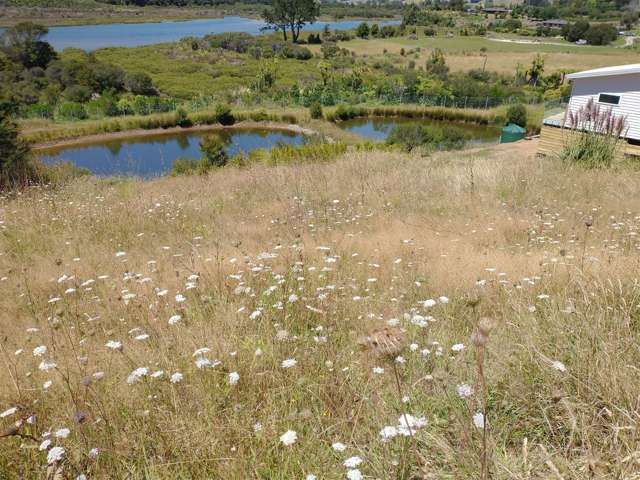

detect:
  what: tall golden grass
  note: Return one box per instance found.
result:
[0,141,639,478]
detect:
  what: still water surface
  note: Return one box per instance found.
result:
[338,117,501,143]
[0,16,399,51]
[39,128,306,178]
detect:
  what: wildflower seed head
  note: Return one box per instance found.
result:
[478,317,496,336]
[358,326,407,359]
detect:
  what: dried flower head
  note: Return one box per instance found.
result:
[358,326,407,358]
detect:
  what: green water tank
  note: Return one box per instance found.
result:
[500,123,527,144]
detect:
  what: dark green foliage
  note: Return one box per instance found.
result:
[175,108,192,128]
[0,101,35,188]
[583,24,618,45]
[124,72,156,95]
[356,22,370,39]
[562,20,590,42]
[262,0,320,43]
[64,85,92,103]
[309,102,323,119]
[331,104,367,121]
[199,135,228,168]
[506,103,527,128]
[214,104,235,126]
[562,20,618,45]
[307,33,322,44]
[0,22,56,69]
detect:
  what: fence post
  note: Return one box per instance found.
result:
[484,97,489,109]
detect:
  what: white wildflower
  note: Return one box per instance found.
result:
[126,367,148,385]
[47,446,65,464]
[457,383,473,398]
[343,456,362,468]
[279,430,297,446]
[281,358,297,369]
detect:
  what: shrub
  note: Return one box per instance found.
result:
[0,103,36,188]
[214,104,235,126]
[86,92,119,118]
[200,135,228,168]
[55,101,88,121]
[561,98,628,168]
[175,108,192,128]
[328,104,366,122]
[248,110,270,122]
[506,103,527,128]
[63,85,92,103]
[309,102,323,120]
[356,22,370,39]
[124,72,156,96]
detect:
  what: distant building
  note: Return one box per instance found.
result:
[540,19,568,29]
[482,7,512,14]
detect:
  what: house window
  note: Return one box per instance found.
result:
[598,93,621,105]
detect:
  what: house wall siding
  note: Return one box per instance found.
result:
[567,73,640,140]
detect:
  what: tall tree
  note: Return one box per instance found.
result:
[0,22,56,69]
[262,0,320,43]
[0,101,34,189]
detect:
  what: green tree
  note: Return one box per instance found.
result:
[584,24,618,45]
[124,72,156,96]
[356,22,370,38]
[0,101,34,188]
[0,22,56,69]
[262,0,320,43]
[402,4,420,26]
[562,20,590,42]
[425,48,449,79]
[527,54,544,86]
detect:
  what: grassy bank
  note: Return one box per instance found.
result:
[21,104,542,146]
[1,141,640,478]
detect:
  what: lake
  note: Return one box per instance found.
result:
[338,117,501,144]
[0,16,399,51]
[38,128,307,178]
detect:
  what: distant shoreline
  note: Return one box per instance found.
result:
[0,6,396,28]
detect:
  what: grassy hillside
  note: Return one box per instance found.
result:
[0,141,639,478]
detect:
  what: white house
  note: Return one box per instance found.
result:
[539,63,640,158]
[564,64,640,141]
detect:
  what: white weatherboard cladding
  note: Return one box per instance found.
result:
[567,73,640,140]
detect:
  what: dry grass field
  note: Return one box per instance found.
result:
[1,140,640,479]
[317,36,640,75]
